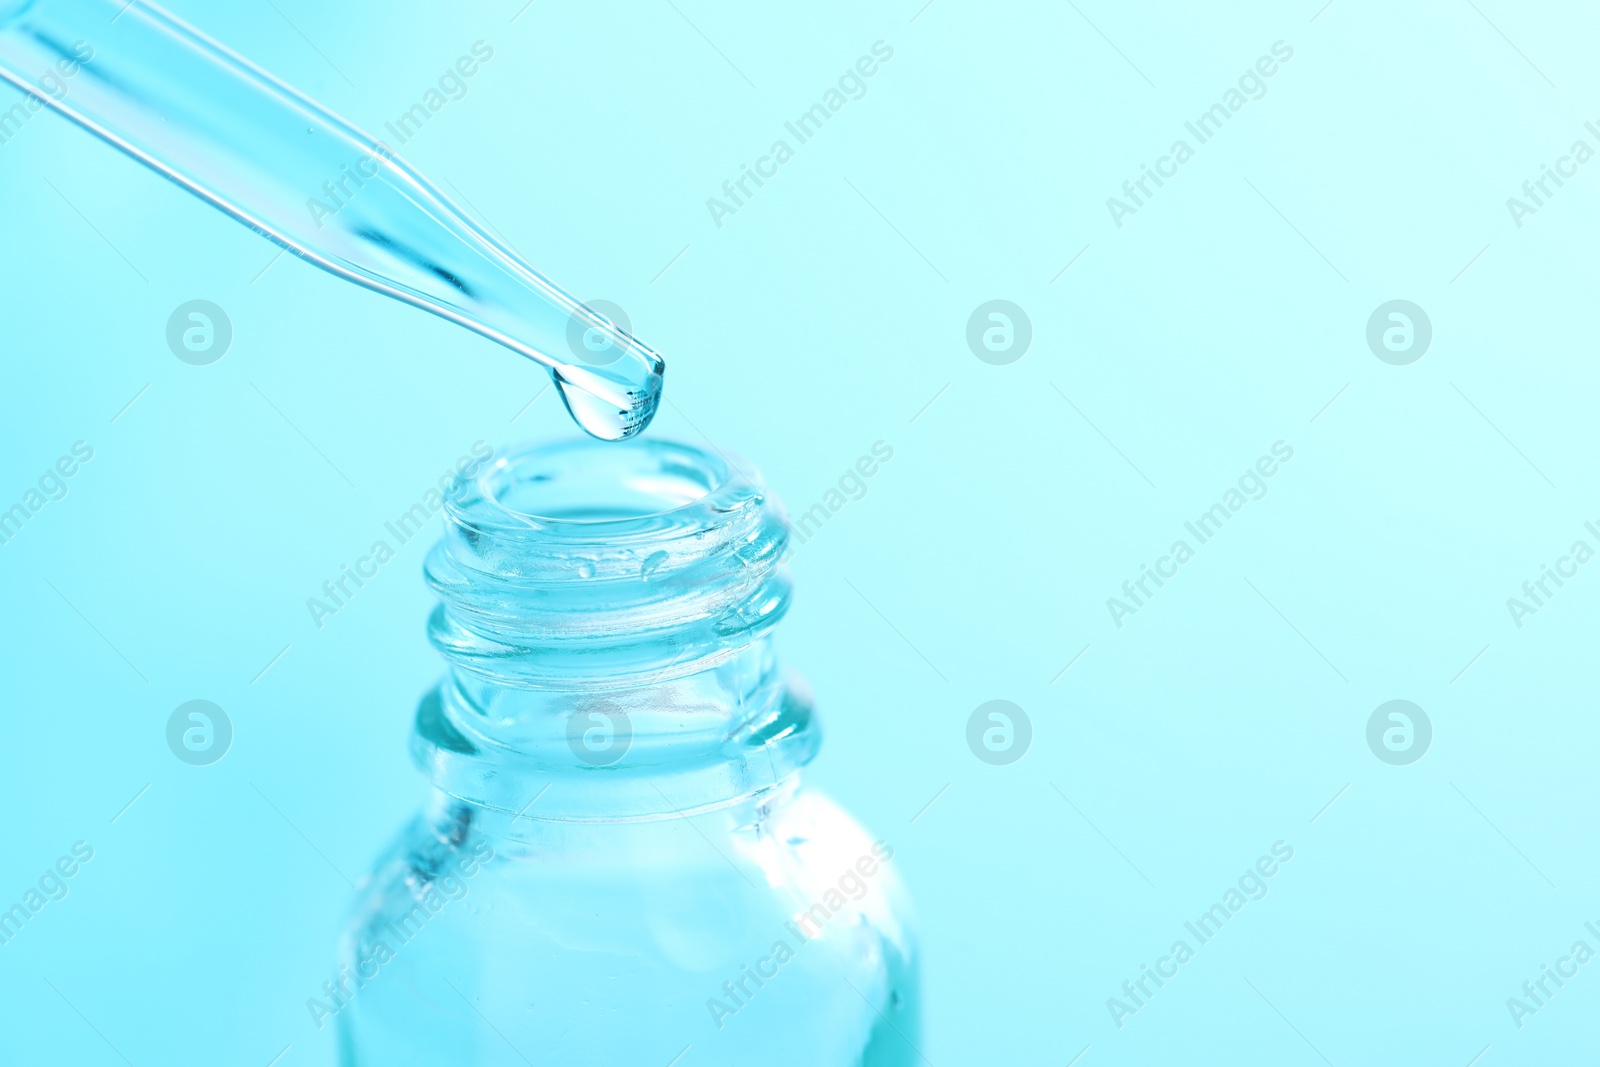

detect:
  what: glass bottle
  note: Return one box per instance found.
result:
[328,438,921,1066]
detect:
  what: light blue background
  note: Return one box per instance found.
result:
[3,0,1598,1063]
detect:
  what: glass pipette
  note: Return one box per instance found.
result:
[0,0,663,440]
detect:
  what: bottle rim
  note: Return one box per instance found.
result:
[444,437,761,542]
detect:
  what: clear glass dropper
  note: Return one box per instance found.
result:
[0,0,664,441]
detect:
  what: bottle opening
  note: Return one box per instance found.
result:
[479,440,722,525]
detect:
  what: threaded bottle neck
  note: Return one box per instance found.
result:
[425,438,791,687]
[410,439,818,821]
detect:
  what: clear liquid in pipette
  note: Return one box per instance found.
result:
[0,0,667,442]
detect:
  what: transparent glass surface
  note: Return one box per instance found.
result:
[0,0,663,439]
[330,439,921,1065]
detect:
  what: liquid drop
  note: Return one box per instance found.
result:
[552,351,664,442]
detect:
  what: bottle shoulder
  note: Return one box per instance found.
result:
[345,789,914,950]
[338,790,920,1064]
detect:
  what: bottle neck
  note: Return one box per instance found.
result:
[408,439,817,822]
[412,638,819,822]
